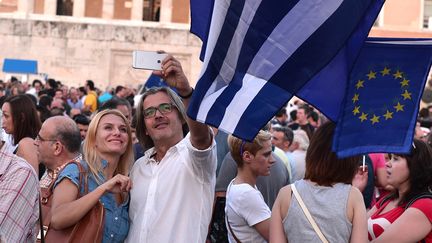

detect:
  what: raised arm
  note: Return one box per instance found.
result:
[154,54,212,150]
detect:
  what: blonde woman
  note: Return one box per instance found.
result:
[50,109,134,242]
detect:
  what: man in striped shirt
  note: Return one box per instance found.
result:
[0,140,39,242]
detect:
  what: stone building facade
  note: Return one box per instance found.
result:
[370,0,432,38]
[0,0,431,89]
[0,0,199,89]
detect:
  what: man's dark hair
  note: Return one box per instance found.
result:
[275,108,287,118]
[290,110,297,121]
[25,94,37,106]
[50,108,65,116]
[73,114,90,125]
[78,86,87,95]
[419,108,429,119]
[98,97,131,112]
[55,88,63,95]
[39,95,53,109]
[32,79,43,87]
[299,104,313,116]
[86,80,95,90]
[115,85,125,95]
[54,118,82,153]
[47,78,58,89]
[307,111,319,123]
[36,105,51,123]
[272,126,294,144]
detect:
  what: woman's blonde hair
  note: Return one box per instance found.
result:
[83,109,134,184]
[228,130,272,168]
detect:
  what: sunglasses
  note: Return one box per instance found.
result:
[143,103,176,119]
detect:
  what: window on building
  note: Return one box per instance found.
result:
[143,0,160,21]
[424,0,432,29]
[57,0,73,16]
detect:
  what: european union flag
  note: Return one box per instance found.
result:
[333,39,432,157]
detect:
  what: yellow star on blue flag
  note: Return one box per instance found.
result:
[333,38,432,157]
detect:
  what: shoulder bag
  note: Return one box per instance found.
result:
[38,161,105,243]
[291,183,329,243]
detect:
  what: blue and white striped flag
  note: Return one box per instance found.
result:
[189,0,385,141]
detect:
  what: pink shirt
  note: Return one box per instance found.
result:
[369,153,386,173]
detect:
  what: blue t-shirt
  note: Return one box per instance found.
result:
[54,160,129,243]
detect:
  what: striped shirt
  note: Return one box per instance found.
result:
[40,154,82,188]
[0,146,39,243]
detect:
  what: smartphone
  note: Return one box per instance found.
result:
[132,51,168,71]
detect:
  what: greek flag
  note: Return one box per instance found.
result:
[189,0,385,140]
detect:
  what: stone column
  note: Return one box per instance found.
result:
[102,0,115,19]
[159,0,172,23]
[73,0,86,17]
[18,0,35,14]
[44,0,57,15]
[131,0,143,20]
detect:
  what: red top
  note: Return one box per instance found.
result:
[368,197,432,242]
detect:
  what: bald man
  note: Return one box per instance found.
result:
[36,116,82,188]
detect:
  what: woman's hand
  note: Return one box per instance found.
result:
[352,165,368,192]
[100,174,132,194]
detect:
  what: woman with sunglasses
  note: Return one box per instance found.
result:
[367,139,432,242]
[225,130,275,242]
[50,109,134,242]
[1,94,41,175]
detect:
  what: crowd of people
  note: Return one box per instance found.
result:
[0,53,431,243]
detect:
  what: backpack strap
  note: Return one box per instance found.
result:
[405,193,432,209]
[378,193,394,208]
[404,192,432,243]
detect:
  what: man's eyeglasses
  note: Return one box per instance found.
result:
[36,134,57,143]
[143,103,176,119]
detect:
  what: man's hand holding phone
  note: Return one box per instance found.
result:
[132,51,168,71]
[132,50,192,98]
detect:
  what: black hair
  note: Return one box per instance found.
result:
[32,79,43,87]
[73,114,90,125]
[390,139,432,206]
[86,80,95,90]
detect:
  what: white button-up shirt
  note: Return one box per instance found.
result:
[126,133,217,243]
